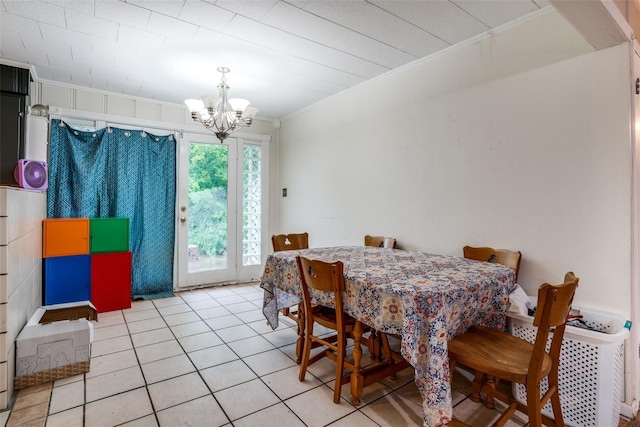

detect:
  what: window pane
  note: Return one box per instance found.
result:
[243,144,261,266]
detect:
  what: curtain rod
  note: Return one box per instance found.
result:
[47,105,270,142]
[48,105,180,136]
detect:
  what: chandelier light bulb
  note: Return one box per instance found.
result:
[243,107,259,119]
[229,98,250,113]
[184,99,204,113]
[202,95,221,110]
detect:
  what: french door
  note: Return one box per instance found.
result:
[176,132,269,289]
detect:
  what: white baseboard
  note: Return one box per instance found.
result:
[621,401,638,419]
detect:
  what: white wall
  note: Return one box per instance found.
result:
[277,9,632,317]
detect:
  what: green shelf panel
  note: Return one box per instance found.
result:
[90,217,130,253]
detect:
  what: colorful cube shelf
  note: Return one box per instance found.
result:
[43,255,91,305]
[90,217,130,253]
[43,217,132,311]
[43,218,89,258]
[91,251,132,313]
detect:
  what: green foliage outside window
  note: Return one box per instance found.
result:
[188,143,228,256]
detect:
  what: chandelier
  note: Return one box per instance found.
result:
[184,67,258,143]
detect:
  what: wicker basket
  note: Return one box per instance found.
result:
[14,360,90,390]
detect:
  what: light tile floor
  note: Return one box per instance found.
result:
[2,282,635,427]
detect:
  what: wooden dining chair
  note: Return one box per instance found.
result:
[296,256,360,403]
[272,232,309,252]
[463,245,522,282]
[272,232,309,360]
[296,255,409,405]
[448,272,579,427]
[462,245,523,399]
[364,234,397,249]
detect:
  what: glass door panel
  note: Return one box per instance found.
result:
[188,143,229,273]
[177,134,268,288]
[178,133,237,287]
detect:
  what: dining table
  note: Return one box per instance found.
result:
[260,246,517,427]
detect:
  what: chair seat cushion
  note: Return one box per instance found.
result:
[448,326,552,383]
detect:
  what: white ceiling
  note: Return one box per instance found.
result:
[0,0,551,119]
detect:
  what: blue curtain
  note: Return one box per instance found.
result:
[47,119,176,300]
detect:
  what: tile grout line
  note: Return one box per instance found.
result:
[124,303,161,427]
[164,291,234,426]
[191,284,312,426]
[222,285,315,427]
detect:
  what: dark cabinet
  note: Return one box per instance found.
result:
[0,65,29,95]
[0,93,26,184]
[0,65,29,185]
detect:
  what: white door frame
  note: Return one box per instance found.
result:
[629,41,640,418]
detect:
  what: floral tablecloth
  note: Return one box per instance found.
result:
[260,246,516,427]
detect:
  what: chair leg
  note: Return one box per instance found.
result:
[484,375,496,409]
[471,371,484,403]
[294,304,304,364]
[549,372,565,427]
[298,325,312,382]
[549,393,565,427]
[526,379,543,427]
[334,331,345,404]
[449,360,457,383]
[380,333,396,379]
[349,321,365,406]
[367,330,381,361]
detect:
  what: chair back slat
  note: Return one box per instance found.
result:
[530,272,579,376]
[364,235,397,249]
[463,245,522,282]
[463,246,495,262]
[493,250,522,277]
[272,233,309,252]
[297,256,344,293]
[533,272,579,328]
